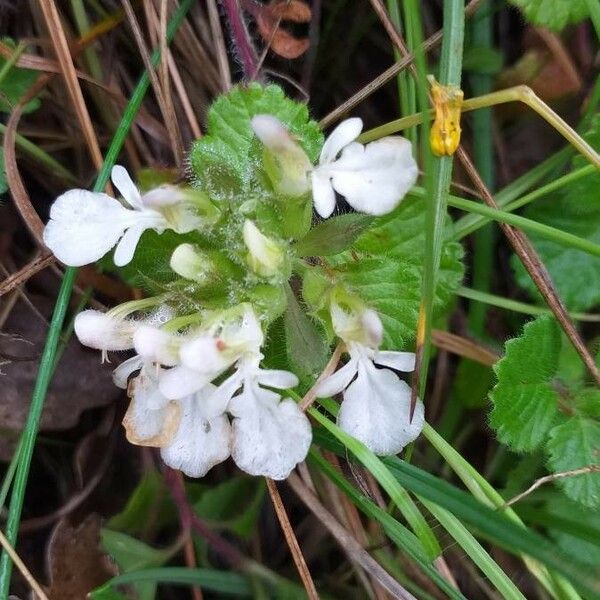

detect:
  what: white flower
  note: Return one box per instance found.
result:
[155,305,265,400]
[311,118,418,218]
[315,304,424,455]
[74,310,139,352]
[43,165,204,267]
[210,355,310,480]
[122,366,231,477]
[242,220,285,278]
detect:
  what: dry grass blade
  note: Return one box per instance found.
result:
[431,330,500,367]
[39,0,104,171]
[207,0,232,90]
[121,0,185,162]
[456,147,600,387]
[287,473,417,600]
[0,254,55,298]
[0,529,49,600]
[300,343,344,411]
[266,478,319,600]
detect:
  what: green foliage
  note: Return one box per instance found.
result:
[101,529,175,600]
[303,195,464,349]
[293,214,374,257]
[507,0,589,31]
[512,116,600,311]
[0,41,40,114]
[190,83,322,199]
[490,316,562,451]
[283,285,329,381]
[490,316,600,507]
[452,359,494,409]
[107,471,174,535]
[191,476,265,538]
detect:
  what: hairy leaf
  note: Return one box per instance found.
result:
[490,316,562,452]
[190,83,322,201]
[303,195,464,349]
[507,0,589,31]
[293,214,373,257]
[283,285,329,380]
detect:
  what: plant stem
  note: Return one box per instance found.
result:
[467,0,494,336]
[417,0,465,399]
[0,1,196,594]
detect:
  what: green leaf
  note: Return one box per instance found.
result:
[490,316,562,452]
[0,42,40,114]
[293,214,374,257]
[192,476,265,538]
[507,0,589,31]
[462,46,504,75]
[452,359,494,409]
[283,285,329,380]
[546,404,600,508]
[303,195,464,349]
[101,529,175,600]
[89,568,252,599]
[107,471,174,535]
[0,148,7,194]
[512,115,600,311]
[190,83,322,200]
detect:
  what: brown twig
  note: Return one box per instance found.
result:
[287,473,417,600]
[320,0,483,128]
[300,343,344,411]
[456,147,600,387]
[502,465,600,509]
[431,329,500,367]
[266,478,319,600]
[0,253,54,298]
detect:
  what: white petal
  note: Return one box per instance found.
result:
[123,396,181,447]
[320,118,363,164]
[113,224,147,266]
[132,365,171,410]
[158,365,209,399]
[314,359,358,397]
[161,387,231,478]
[361,309,383,347]
[142,185,185,208]
[133,325,179,367]
[43,189,133,266]
[231,384,312,480]
[337,359,424,455]
[209,371,243,413]
[112,355,143,388]
[251,115,293,150]
[310,171,336,218]
[257,369,299,390]
[111,165,143,209]
[180,335,231,374]
[374,351,416,372]
[74,310,136,351]
[329,137,418,216]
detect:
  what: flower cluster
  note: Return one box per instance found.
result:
[43,90,423,480]
[75,304,310,479]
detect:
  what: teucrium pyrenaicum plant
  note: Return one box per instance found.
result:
[43,84,464,480]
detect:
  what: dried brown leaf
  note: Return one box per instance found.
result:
[256,0,311,60]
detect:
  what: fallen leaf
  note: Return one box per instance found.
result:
[256,0,311,60]
[44,515,117,600]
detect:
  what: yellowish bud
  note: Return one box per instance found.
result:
[428,75,464,157]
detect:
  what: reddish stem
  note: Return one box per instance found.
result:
[220,0,257,78]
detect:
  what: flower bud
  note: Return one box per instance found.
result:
[170,244,239,285]
[243,220,286,278]
[251,115,312,197]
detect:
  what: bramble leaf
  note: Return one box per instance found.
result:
[507,0,589,31]
[547,405,600,508]
[512,116,600,311]
[489,316,562,452]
